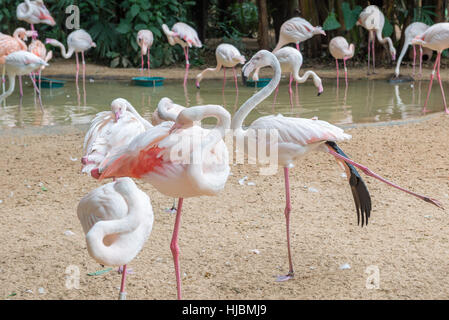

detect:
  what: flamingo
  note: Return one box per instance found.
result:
[395,22,430,78]
[162,22,202,86]
[195,43,245,92]
[0,51,47,107]
[136,30,153,76]
[252,47,323,107]
[273,17,326,53]
[329,36,355,87]
[151,97,187,125]
[77,177,154,300]
[90,104,231,300]
[233,50,442,282]
[357,5,396,75]
[16,0,55,39]
[412,22,449,114]
[28,39,52,93]
[45,29,96,89]
[81,98,152,174]
[1,28,37,98]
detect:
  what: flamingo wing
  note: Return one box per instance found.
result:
[173,22,202,48]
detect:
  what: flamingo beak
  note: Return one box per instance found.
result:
[195,80,200,89]
[317,85,323,96]
[114,111,120,122]
[91,168,101,180]
[392,53,396,61]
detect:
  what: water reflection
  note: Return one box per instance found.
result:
[0,78,445,129]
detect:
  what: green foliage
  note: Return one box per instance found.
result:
[228,1,258,37]
[382,17,393,37]
[323,11,341,31]
[413,5,436,25]
[341,2,362,31]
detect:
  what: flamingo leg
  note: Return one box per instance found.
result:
[118,264,127,300]
[82,51,87,106]
[412,45,416,77]
[343,57,348,87]
[183,47,190,87]
[147,48,151,77]
[29,73,43,110]
[419,46,423,78]
[75,52,80,89]
[296,43,300,52]
[232,67,238,93]
[222,67,226,94]
[19,76,23,97]
[276,167,294,282]
[141,54,144,74]
[2,65,5,107]
[336,59,339,88]
[327,149,443,208]
[367,36,371,75]
[30,24,37,40]
[435,52,449,114]
[423,52,439,112]
[170,198,184,300]
[288,73,294,108]
[372,33,376,74]
[272,83,280,107]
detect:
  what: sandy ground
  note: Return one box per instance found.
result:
[0,111,448,300]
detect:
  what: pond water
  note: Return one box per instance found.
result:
[0,76,445,129]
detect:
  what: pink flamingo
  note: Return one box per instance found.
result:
[151,97,186,125]
[329,36,355,87]
[162,22,202,86]
[357,5,396,75]
[412,22,449,114]
[81,98,152,174]
[395,22,430,78]
[28,39,52,93]
[45,29,96,89]
[16,0,55,40]
[234,50,442,282]
[91,104,231,300]
[77,177,154,300]
[1,28,37,98]
[195,43,245,92]
[136,30,153,76]
[252,47,323,107]
[273,17,326,53]
[0,51,48,108]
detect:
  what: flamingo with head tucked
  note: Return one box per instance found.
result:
[195,43,245,92]
[357,5,396,74]
[162,22,202,86]
[234,50,442,282]
[395,22,430,78]
[412,22,449,114]
[273,17,326,53]
[137,30,153,76]
[16,0,55,39]
[90,104,231,300]
[77,177,154,300]
[45,29,96,89]
[329,36,355,87]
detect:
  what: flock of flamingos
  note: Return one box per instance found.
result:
[1,1,448,300]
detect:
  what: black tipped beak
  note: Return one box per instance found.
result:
[317,91,322,96]
[196,84,200,89]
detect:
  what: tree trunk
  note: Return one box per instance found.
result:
[435,0,444,23]
[193,0,209,42]
[257,0,270,49]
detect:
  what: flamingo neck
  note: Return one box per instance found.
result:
[196,65,222,85]
[231,55,281,135]
[126,104,153,129]
[51,40,74,59]
[293,70,318,84]
[0,73,16,104]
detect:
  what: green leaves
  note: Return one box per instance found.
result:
[323,12,342,31]
[382,17,394,38]
[342,2,363,31]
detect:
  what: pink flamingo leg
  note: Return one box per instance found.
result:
[232,67,238,93]
[183,47,190,87]
[147,48,151,77]
[367,37,371,75]
[75,52,80,88]
[19,76,23,97]
[343,57,348,87]
[272,83,280,107]
[140,54,144,74]
[82,52,86,89]
[288,73,294,108]
[170,198,184,300]
[222,67,226,94]
[372,34,376,74]
[423,52,440,112]
[419,46,423,78]
[336,59,339,88]
[276,167,294,282]
[29,74,43,110]
[327,149,443,208]
[435,52,449,114]
[412,45,416,77]
[30,24,37,40]
[118,264,127,300]
[296,43,300,52]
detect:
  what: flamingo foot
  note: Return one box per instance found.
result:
[117,266,134,275]
[275,272,294,282]
[165,206,178,214]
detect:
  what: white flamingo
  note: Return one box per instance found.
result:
[16,0,55,39]
[233,50,442,282]
[195,43,245,92]
[162,22,202,86]
[329,36,355,86]
[77,177,154,300]
[137,30,153,76]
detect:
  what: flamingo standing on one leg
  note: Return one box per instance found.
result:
[28,39,52,94]
[81,98,152,174]
[329,36,355,87]
[91,105,231,300]
[77,177,154,300]
[273,17,326,53]
[162,22,202,86]
[234,50,442,282]
[357,5,396,75]
[252,47,323,107]
[0,28,37,99]
[395,22,430,78]
[45,29,96,89]
[16,0,56,40]
[0,51,48,108]
[412,22,449,114]
[136,30,153,76]
[195,43,245,93]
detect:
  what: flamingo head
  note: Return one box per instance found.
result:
[242,50,273,83]
[110,98,130,122]
[195,74,202,89]
[37,4,56,26]
[45,38,58,46]
[314,26,326,36]
[391,47,397,62]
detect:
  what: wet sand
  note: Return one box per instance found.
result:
[0,110,448,300]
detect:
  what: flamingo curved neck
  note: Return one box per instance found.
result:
[0,74,16,104]
[51,40,74,59]
[157,103,178,122]
[231,55,281,135]
[375,30,395,54]
[197,65,222,84]
[395,40,411,76]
